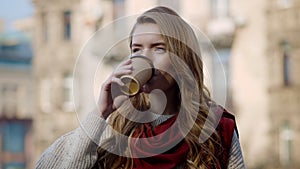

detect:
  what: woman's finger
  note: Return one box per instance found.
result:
[113,68,132,78]
[120,59,132,65]
[111,77,124,86]
[113,61,133,77]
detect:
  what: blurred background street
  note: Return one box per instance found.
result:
[0,0,300,168]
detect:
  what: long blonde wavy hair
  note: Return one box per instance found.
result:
[94,6,222,169]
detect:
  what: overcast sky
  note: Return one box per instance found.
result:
[0,0,34,31]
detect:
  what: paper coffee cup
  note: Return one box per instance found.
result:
[120,56,154,96]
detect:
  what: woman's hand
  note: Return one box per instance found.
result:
[97,59,133,119]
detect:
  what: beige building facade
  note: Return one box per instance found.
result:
[231,0,300,168]
[32,0,104,161]
[32,0,300,168]
[0,33,35,169]
[230,0,270,168]
[267,0,300,168]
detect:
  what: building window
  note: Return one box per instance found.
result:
[40,79,52,113]
[1,84,18,117]
[112,0,125,19]
[281,41,291,86]
[41,12,48,43]
[112,0,125,32]
[283,52,291,86]
[210,0,229,19]
[0,120,32,169]
[63,11,72,40]
[279,122,293,166]
[63,73,73,111]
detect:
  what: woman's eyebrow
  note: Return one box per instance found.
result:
[131,42,165,47]
[131,43,142,47]
[151,42,165,47]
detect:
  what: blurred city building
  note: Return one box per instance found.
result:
[230,0,271,168]
[31,0,105,162]
[0,20,5,33]
[266,0,300,168]
[0,30,35,168]
[30,0,300,169]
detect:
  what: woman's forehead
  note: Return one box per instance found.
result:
[133,23,161,36]
[131,23,165,44]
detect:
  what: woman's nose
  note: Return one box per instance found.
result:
[140,49,152,59]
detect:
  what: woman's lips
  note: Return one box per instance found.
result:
[153,69,160,76]
[148,69,160,84]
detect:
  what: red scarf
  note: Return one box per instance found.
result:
[130,115,189,169]
[129,107,237,169]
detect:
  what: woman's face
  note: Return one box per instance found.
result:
[131,23,176,94]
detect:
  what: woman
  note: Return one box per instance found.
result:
[35,6,245,169]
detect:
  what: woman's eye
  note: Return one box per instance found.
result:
[132,48,141,53]
[154,47,166,53]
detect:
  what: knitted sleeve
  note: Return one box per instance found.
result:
[227,130,246,169]
[35,111,108,169]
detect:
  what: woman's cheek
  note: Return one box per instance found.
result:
[155,59,171,72]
